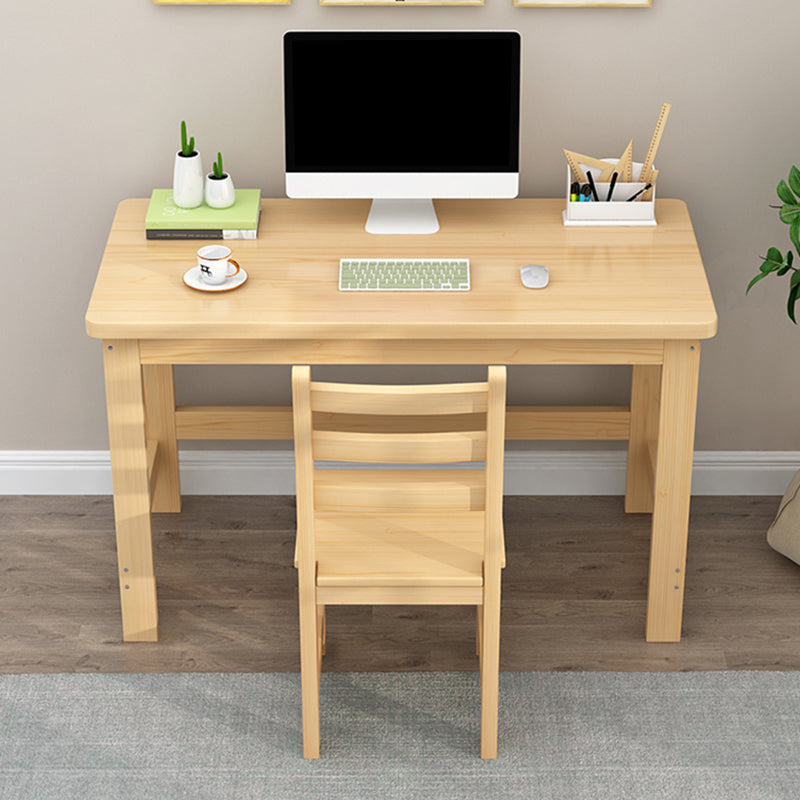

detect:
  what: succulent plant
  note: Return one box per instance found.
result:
[180,120,196,157]
[212,152,226,179]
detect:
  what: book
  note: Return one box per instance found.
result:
[145,189,261,240]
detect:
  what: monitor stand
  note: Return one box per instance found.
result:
[365,199,440,235]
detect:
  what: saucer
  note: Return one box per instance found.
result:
[183,265,248,293]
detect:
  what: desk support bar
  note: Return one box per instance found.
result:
[173,405,632,442]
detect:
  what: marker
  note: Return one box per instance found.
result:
[626,183,653,202]
[570,181,580,202]
[586,171,599,202]
[606,172,618,202]
[580,184,592,202]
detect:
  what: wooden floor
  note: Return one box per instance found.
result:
[2,494,799,673]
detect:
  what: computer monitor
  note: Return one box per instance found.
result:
[283,31,521,234]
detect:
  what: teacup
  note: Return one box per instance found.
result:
[197,245,240,285]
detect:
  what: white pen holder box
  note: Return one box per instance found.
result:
[563,159,656,226]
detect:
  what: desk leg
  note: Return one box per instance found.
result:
[103,340,158,642]
[625,364,661,513]
[646,340,700,642]
[143,365,181,513]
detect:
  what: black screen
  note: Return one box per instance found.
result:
[284,32,520,173]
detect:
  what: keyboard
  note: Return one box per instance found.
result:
[339,258,470,291]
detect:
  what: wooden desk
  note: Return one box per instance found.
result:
[85,198,717,644]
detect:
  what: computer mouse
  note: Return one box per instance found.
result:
[520,264,549,289]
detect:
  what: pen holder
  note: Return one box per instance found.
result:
[563,160,656,226]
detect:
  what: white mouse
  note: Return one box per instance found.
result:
[520,264,549,289]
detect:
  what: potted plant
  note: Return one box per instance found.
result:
[204,151,235,209]
[747,165,800,321]
[173,120,204,209]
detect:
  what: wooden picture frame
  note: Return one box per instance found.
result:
[153,0,289,5]
[322,0,482,5]
[514,0,649,6]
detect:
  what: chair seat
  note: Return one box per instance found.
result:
[315,512,487,588]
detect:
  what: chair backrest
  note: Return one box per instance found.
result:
[292,366,507,578]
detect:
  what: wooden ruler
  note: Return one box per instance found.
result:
[641,168,658,202]
[616,140,633,183]
[639,103,670,185]
[563,149,617,183]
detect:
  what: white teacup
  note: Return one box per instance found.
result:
[197,245,240,285]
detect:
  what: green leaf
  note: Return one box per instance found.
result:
[747,272,770,293]
[788,280,800,323]
[777,179,796,205]
[777,251,794,275]
[791,217,800,255]
[791,269,800,289]
[789,166,800,197]
[767,246,783,263]
[780,204,800,225]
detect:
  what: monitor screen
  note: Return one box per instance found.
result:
[284,31,520,173]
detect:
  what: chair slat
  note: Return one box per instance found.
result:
[312,430,487,463]
[310,380,489,416]
[314,469,486,512]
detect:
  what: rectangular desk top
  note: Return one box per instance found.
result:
[85,198,717,341]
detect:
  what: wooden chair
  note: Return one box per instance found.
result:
[291,365,507,759]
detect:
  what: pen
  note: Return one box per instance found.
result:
[626,183,653,202]
[586,171,599,202]
[606,172,618,202]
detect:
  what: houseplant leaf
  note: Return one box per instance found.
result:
[789,165,800,197]
[777,179,796,205]
[779,204,800,225]
[788,271,800,323]
[791,216,800,255]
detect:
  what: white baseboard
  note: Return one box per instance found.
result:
[0,450,797,496]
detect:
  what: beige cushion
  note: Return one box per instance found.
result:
[767,469,800,565]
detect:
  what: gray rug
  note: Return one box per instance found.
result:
[2,671,799,799]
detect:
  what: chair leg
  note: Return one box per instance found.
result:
[476,605,483,659]
[480,590,500,759]
[318,605,326,658]
[299,583,321,758]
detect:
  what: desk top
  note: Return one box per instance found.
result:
[85,198,717,341]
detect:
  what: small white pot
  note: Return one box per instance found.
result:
[173,151,204,209]
[204,173,235,209]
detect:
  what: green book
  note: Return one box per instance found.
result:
[145,189,261,239]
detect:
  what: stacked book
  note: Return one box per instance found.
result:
[145,189,262,240]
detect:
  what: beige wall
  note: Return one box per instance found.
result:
[2,0,798,452]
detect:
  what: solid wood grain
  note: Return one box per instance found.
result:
[310,381,489,416]
[646,341,701,641]
[625,365,661,513]
[312,429,487,463]
[86,199,717,342]
[291,366,506,758]
[291,366,321,758]
[143,364,181,513]
[102,341,158,642]
[173,405,630,440]
[138,338,667,365]
[314,470,486,513]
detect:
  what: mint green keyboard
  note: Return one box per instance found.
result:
[339,258,470,291]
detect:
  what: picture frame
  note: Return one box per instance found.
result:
[321,0,482,5]
[153,0,289,5]
[514,0,649,6]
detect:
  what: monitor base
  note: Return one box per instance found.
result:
[365,199,440,235]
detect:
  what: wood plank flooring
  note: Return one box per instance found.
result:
[2,495,799,673]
